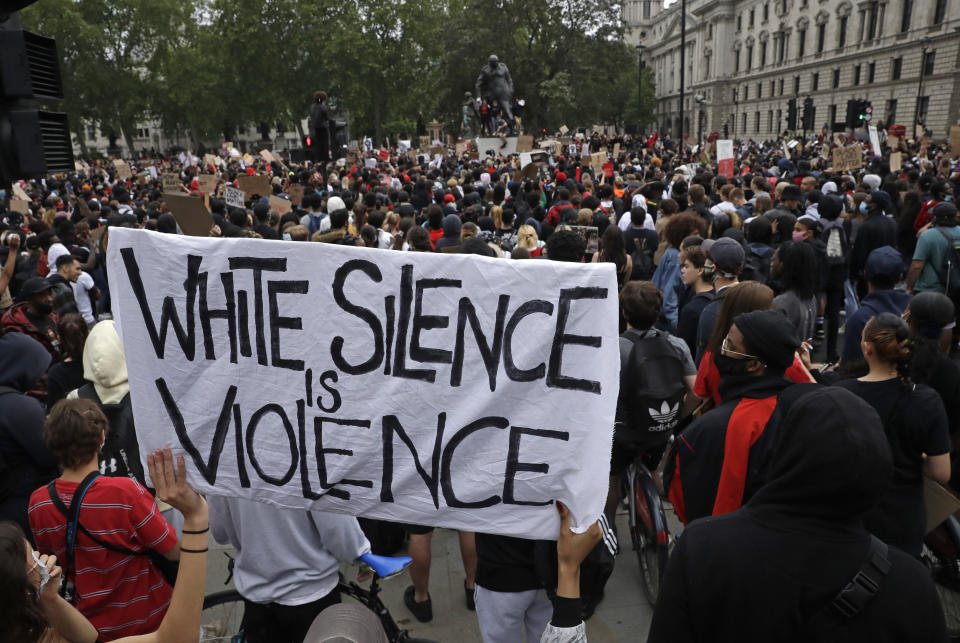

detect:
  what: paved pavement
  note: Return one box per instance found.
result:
[205,509,675,642]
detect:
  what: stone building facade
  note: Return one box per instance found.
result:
[623,0,960,141]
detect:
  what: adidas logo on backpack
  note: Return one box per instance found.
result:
[649,400,680,432]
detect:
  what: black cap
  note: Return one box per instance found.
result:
[17,277,56,301]
[734,309,800,370]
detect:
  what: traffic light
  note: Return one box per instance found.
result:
[787,98,797,131]
[802,97,814,130]
[845,99,858,129]
[0,17,73,183]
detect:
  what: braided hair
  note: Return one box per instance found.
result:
[862,313,913,388]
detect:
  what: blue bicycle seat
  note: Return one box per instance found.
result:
[358,552,412,578]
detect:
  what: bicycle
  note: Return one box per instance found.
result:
[621,435,674,606]
[201,551,438,643]
[923,514,960,641]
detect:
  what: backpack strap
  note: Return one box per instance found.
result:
[46,472,144,581]
[0,385,19,396]
[807,536,890,630]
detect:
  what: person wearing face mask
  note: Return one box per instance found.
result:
[666,309,814,525]
[851,191,897,298]
[694,238,744,362]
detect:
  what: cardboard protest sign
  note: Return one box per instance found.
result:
[268,195,292,216]
[259,149,275,163]
[13,184,29,200]
[925,478,960,534]
[516,135,534,153]
[890,152,902,172]
[590,152,605,173]
[203,154,218,167]
[716,139,735,178]
[289,185,305,207]
[224,186,245,209]
[455,141,468,157]
[10,199,29,215]
[559,125,569,135]
[114,160,132,180]
[162,174,181,194]
[197,175,217,195]
[242,153,255,165]
[887,135,899,150]
[238,175,271,198]
[951,126,960,159]
[346,151,358,165]
[832,145,862,172]
[162,193,214,237]
[613,143,620,159]
[530,151,549,166]
[106,229,618,539]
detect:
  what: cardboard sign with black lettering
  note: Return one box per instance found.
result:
[162,174,181,194]
[268,195,292,216]
[238,175,271,198]
[832,145,863,172]
[197,175,217,195]
[289,185,305,207]
[107,229,618,539]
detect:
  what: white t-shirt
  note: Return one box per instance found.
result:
[618,210,654,232]
[72,271,96,326]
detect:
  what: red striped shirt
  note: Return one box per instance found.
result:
[28,476,177,641]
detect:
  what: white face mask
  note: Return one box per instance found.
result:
[28,550,51,598]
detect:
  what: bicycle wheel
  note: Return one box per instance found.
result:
[202,589,245,642]
[633,473,670,605]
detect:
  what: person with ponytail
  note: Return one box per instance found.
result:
[835,313,951,557]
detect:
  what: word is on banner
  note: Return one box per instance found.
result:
[107,230,619,539]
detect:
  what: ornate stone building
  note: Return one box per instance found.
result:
[623,0,960,140]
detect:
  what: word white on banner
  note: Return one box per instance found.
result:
[107,229,618,539]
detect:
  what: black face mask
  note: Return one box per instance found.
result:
[714,352,753,378]
[32,301,54,316]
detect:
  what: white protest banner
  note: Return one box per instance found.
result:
[107,229,618,539]
[717,139,734,178]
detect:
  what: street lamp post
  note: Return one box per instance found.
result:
[636,43,646,136]
[679,0,687,139]
[695,93,706,144]
[913,38,931,138]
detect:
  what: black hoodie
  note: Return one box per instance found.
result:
[0,331,58,538]
[649,387,947,643]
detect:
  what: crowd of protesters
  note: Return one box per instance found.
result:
[0,123,959,642]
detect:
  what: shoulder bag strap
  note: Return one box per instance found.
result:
[47,471,101,578]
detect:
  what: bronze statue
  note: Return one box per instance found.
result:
[462,92,481,138]
[475,55,515,135]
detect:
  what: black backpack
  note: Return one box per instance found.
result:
[742,243,772,285]
[630,237,655,281]
[936,227,960,298]
[615,329,687,447]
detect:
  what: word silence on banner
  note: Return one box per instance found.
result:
[107,230,618,539]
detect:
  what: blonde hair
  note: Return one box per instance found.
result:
[517,225,539,250]
[490,205,503,229]
[577,208,594,226]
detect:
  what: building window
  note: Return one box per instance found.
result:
[918,96,930,125]
[643,0,651,19]
[708,23,714,40]
[779,78,784,95]
[744,85,749,100]
[763,3,769,23]
[794,75,800,95]
[758,83,763,98]
[817,23,826,53]
[829,104,837,126]
[768,109,774,130]
[866,1,880,40]
[934,0,947,25]
[892,56,902,80]
[923,50,936,76]
[832,69,840,88]
[886,99,897,124]
[854,64,861,85]
[749,9,755,28]
[868,62,875,83]
[798,29,806,57]
[777,108,782,128]
[838,16,847,47]
[806,105,816,128]
[760,41,767,66]
[705,53,711,79]
[812,72,819,90]
[771,80,776,96]
[737,14,742,31]
[742,113,748,132]
[735,50,741,73]
[901,0,912,32]
[755,111,761,131]
[747,45,754,69]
